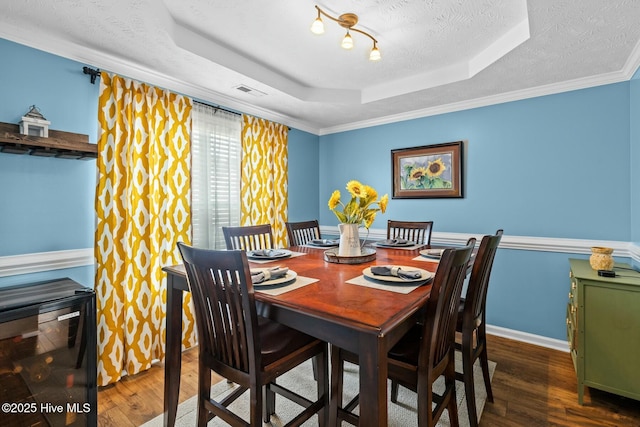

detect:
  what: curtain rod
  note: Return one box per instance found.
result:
[194,101,290,130]
[82,67,100,84]
[195,101,241,116]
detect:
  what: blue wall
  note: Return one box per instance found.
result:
[317,83,634,340]
[0,39,99,287]
[287,128,320,222]
[631,68,640,249]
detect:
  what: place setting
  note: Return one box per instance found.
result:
[374,238,423,250]
[304,238,339,248]
[346,264,434,294]
[245,248,306,263]
[250,267,318,296]
[414,248,444,263]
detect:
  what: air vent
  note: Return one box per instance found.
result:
[234,85,267,97]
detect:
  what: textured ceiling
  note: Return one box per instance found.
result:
[1,0,639,135]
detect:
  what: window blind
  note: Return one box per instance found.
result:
[191,102,242,249]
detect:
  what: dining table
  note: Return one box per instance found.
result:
[162,243,446,427]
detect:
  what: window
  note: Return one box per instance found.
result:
[191,102,242,249]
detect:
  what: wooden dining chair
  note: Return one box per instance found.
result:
[455,229,503,427]
[330,238,476,427]
[222,224,274,251]
[387,220,434,245]
[177,243,329,427]
[286,220,320,246]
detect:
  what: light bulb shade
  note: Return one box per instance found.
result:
[341,32,354,49]
[369,45,381,61]
[310,17,325,34]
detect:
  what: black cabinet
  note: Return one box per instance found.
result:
[0,278,97,426]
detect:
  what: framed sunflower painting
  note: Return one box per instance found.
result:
[391,141,463,199]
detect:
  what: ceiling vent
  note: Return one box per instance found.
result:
[234,84,267,97]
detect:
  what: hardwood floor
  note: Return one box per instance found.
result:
[97,334,640,426]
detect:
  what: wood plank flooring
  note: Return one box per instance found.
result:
[97,334,640,426]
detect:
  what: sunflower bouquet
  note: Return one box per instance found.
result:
[328,180,388,229]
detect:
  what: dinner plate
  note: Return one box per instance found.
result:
[252,269,298,286]
[362,266,433,283]
[375,239,415,248]
[308,239,339,247]
[246,249,292,260]
[420,249,444,259]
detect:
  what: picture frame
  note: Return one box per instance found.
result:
[391,141,463,199]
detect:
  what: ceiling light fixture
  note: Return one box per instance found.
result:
[310,5,381,61]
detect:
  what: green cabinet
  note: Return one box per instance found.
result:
[568,259,640,404]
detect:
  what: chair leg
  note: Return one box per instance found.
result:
[197,366,211,427]
[263,383,275,423]
[316,351,329,427]
[462,349,478,427]
[391,380,400,403]
[447,382,460,427]
[329,345,344,426]
[312,355,318,381]
[479,343,494,403]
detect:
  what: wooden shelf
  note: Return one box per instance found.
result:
[0,122,97,159]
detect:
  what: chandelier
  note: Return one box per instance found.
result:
[310,5,381,61]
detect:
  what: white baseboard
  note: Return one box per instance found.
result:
[486,324,569,353]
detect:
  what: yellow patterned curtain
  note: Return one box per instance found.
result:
[94,72,196,386]
[240,115,288,247]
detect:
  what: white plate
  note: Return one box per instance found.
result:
[420,249,444,259]
[375,239,415,248]
[252,269,298,286]
[308,239,339,247]
[362,266,433,283]
[247,249,292,260]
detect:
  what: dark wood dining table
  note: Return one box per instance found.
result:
[162,244,442,426]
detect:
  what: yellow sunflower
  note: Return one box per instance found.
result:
[346,180,367,199]
[364,211,376,229]
[363,185,377,201]
[409,167,428,180]
[379,194,388,213]
[328,190,341,209]
[426,158,446,178]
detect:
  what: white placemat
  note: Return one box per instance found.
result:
[255,275,318,296]
[248,250,307,264]
[346,275,428,294]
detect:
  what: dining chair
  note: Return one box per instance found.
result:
[454,229,503,427]
[330,238,476,427]
[222,224,274,251]
[286,220,320,246]
[177,243,329,427]
[387,220,434,245]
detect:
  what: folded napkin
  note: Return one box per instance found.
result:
[249,249,284,258]
[251,267,289,284]
[378,238,411,246]
[311,239,338,245]
[370,266,422,280]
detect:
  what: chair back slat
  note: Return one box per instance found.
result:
[286,220,320,246]
[178,243,259,374]
[222,224,274,251]
[422,238,475,366]
[387,220,434,245]
[465,229,503,326]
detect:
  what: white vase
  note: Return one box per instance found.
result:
[338,223,361,256]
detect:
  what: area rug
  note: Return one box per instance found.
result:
[142,355,496,426]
